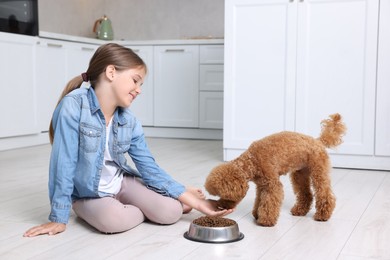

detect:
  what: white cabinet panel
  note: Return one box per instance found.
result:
[199,92,223,129]
[199,45,224,130]
[66,42,96,80]
[154,45,199,127]
[224,0,297,149]
[36,40,97,133]
[200,45,224,64]
[376,0,390,156]
[36,39,67,132]
[295,0,378,156]
[126,45,154,126]
[200,65,224,92]
[0,33,38,138]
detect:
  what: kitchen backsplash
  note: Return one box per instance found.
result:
[38,0,224,41]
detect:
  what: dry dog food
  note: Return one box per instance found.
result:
[193,216,236,227]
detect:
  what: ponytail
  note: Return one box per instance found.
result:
[48,75,84,144]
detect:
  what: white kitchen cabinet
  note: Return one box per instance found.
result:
[36,39,67,133]
[36,40,97,133]
[294,0,378,156]
[0,32,39,138]
[65,42,97,80]
[199,92,223,129]
[199,45,224,129]
[375,0,390,157]
[200,65,224,92]
[199,65,224,129]
[153,45,199,127]
[125,45,154,126]
[224,0,388,170]
[224,0,296,152]
[0,34,224,151]
[200,45,224,64]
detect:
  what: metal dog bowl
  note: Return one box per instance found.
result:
[184,217,244,243]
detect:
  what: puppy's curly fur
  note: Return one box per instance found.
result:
[205,114,346,226]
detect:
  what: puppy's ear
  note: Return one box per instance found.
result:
[205,164,249,202]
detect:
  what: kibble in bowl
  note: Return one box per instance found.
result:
[193,216,237,227]
[184,216,244,243]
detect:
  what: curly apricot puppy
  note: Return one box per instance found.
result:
[205,114,346,226]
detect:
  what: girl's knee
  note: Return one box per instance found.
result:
[74,199,145,233]
[152,200,182,225]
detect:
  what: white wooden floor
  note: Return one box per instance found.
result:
[1,138,389,260]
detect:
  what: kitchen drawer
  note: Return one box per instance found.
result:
[200,45,224,64]
[200,64,224,91]
[199,91,223,129]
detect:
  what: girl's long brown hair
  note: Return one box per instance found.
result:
[49,43,146,144]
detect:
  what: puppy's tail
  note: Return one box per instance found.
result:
[318,113,346,149]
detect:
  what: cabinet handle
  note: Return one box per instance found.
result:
[47,43,63,48]
[81,47,94,51]
[132,49,140,53]
[165,49,185,52]
[290,0,294,2]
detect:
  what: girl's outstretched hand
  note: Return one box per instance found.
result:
[198,199,234,217]
[23,222,66,237]
[179,190,234,217]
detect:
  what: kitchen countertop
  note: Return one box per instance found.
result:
[39,31,224,45]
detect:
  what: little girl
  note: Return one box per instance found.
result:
[24,43,231,237]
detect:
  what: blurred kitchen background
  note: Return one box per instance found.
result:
[39,0,224,40]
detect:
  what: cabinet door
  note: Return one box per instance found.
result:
[295,0,379,156]
[0,33,38,138]
[126,46,154,126]
[36,39,67,132]
[154,45,199,127]
[36,41,96,133]
[376,0,390,156]
[224,0,297,150]
[66,42,97,80]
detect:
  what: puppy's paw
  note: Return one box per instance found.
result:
[313,212,331,222]
[290,205,310,216]
[257,218,277,227]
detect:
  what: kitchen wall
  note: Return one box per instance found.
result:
[38,0,224,40]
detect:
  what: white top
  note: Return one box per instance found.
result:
[98,119,124,195]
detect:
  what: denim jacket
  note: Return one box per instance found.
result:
[48,86,185,224]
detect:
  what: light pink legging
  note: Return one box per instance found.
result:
[72,176,183,233]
